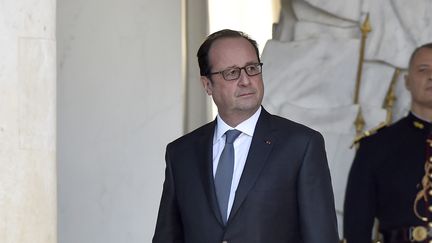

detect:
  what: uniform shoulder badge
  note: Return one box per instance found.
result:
[351,122,388,148]
[413,121,425,129]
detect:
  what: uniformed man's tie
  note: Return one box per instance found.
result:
[215,129,241,225]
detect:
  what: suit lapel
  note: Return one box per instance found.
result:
[228,109,276,223]
[195,120,225,226]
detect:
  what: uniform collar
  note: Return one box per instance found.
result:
[408,112,432,133]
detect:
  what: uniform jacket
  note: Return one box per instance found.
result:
[344,112,432,243]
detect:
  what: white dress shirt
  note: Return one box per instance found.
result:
[212,107,261,221]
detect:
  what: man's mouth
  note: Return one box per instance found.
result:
[237,91,255,97]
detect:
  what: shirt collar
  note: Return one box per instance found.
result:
[214,107,262,143]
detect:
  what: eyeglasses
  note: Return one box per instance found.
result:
[208,63,263,81]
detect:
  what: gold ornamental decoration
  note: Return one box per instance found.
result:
[411,226,428,242]
[382,68,400,124]
[413,162,432,222]
[353,13,372,104]
[353,13,372,137]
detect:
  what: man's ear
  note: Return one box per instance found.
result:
[405,74,411,91]
[201,76,212,95]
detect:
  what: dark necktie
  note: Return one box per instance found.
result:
[214,129,241,224]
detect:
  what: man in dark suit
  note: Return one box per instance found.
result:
[344,43,432,243]
[153,29,339,243]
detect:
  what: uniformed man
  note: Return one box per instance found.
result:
[344,42,432,243]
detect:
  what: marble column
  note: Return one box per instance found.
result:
[0,0,57,243]
[57,0,185,242]
[185,0,211,132]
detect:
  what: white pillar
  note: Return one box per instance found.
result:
[185,0,212,132]
[57,0,185,242]
[0,0,57,243]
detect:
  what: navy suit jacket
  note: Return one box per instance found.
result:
[153,108,339,243]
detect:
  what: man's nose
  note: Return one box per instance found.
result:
[238,69,251,85]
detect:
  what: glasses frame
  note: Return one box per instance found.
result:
[207,63,263,81]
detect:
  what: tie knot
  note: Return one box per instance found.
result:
[225,129,241,144]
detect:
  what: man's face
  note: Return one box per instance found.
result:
[406,47,432,113]
[201,37,264,124]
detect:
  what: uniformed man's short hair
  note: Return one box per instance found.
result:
[408,42,432,68]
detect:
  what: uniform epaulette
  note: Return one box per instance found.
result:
[351,122,389,148]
